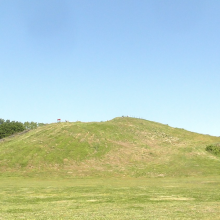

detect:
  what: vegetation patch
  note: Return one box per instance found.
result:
[0,118,44,140]
[206,143,220,156]
[0,119,25,139]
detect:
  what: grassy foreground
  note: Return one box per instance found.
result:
[0,177,220,219]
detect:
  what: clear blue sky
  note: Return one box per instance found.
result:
[1,0,220,136]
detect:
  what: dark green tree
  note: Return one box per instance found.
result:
[0,118,5,125]
[0,121,25,139]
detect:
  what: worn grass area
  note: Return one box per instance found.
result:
[0,117,220,178]
[0,177,220,219]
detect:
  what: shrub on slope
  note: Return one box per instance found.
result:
[206,143,220,156]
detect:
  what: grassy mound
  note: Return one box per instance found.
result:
[0,117,220,178]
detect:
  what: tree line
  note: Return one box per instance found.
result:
[0,118,44,139]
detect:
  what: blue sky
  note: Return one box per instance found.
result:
[1,0,220,136]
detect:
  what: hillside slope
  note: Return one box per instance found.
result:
[0,117,220,177]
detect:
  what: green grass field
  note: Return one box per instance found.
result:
[0,117,220,219]
[1,177,220,219]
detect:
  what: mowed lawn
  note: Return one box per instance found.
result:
[0,177,220,219]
